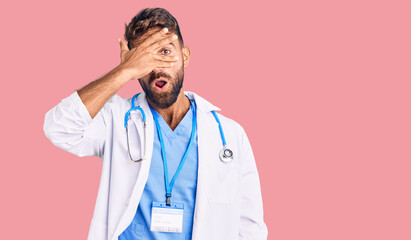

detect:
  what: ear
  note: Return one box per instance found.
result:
[182,46,191,68]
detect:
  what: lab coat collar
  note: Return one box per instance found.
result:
[134,90,221,113]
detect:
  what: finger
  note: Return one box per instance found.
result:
[140,27,171,48]
[150,33,179,53]
[156,60,175,68]
[153,54,179,62]
[118,37,129,53]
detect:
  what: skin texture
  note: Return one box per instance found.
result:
[77,27,192,131]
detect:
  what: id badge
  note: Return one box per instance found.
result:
[151,201,184,233]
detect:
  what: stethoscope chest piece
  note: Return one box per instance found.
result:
[219,146,233,163]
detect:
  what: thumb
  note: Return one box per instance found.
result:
[118,37,129,52]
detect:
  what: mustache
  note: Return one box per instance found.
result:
[149,72,171,84]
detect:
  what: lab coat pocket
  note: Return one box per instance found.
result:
[206,163,240,205]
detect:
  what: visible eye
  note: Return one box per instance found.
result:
[160,48,171,55]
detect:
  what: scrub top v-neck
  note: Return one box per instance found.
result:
[119,96,199,240]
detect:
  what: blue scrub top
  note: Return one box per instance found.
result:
[119,96,198,240]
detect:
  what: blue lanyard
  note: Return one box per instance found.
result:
[151,98,197,206]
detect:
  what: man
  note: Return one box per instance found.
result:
[43,7,268,240]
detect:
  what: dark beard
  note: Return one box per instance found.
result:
[139,66,184,109]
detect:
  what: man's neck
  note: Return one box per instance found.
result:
[148,89,191,131]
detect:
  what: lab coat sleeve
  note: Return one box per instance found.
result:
[238,125,268,240]
[43,91,107,158]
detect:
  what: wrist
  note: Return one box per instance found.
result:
[114,64,140,81]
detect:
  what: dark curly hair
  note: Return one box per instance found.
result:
[124,8,184,50]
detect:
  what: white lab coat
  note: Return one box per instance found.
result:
[43,90,268,240]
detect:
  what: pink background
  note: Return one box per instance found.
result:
[1,0,410,239]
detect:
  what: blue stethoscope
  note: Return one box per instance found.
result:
[124,93,234,163]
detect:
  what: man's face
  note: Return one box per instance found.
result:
[137,29,188,109]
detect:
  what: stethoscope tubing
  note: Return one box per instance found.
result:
[124,93,233,163]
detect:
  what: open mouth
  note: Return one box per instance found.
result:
[153,78,169,92]
[155,80,167,88]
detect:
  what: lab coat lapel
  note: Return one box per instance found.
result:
[191,108,210,239]
[113,92,155,239]
[185,91,221,240]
